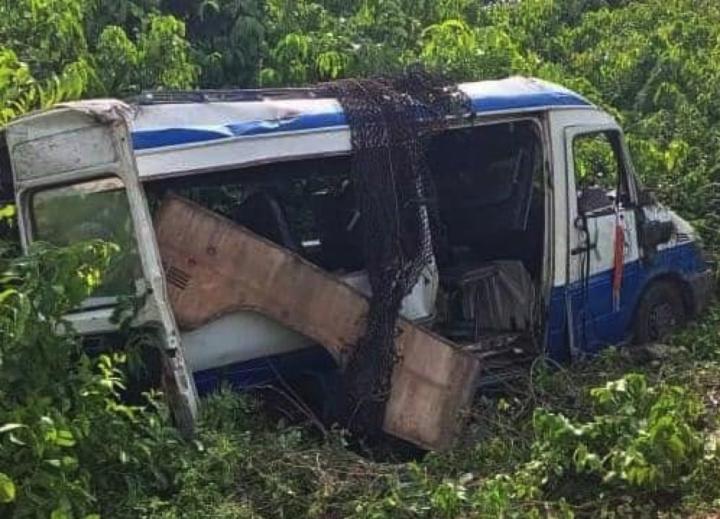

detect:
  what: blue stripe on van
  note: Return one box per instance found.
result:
[546,241,706,361]
[132,111,348,150]
[131,91,590,151]
[193,345,337,395]
[469,91,590,113]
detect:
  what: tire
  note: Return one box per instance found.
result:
[633,280,687,344]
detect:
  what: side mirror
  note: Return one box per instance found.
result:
[578,186,613,215]
[641,219,674,250]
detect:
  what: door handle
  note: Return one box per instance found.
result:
[570,243,597,256]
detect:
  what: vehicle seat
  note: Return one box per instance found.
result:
[232,190,299,252]
[311,181,364,271]
[442,260,535,338]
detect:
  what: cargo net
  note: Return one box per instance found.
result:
[318,68,471,437]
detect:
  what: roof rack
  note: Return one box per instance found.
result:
[135,87,329,105]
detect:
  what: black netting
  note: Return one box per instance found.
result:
[317,67,471,436]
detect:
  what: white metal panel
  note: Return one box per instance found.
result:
[181,312,315,372]
[135,127,351,180]
[64,307,118,335]
[10,124,117,180]
[547,108,622,287]
[548,111,572,288]
[342,263,438,322]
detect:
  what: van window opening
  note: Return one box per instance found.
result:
[429,120,545,279]
[146,155,357,271]
[146,118,546,345]
[31,177,143,298]
[573,130,631,214]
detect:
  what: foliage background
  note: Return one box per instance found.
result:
[2,0,719,248]
[2,0,720,517]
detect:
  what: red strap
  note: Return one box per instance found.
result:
[612,213,625,311]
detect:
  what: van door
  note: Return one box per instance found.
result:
[565,126,641,352]
[3,101,198,432]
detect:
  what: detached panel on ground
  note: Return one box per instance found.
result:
[154,194,480,450]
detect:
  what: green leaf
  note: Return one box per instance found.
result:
[55,429,76,447]
[0,472,16,503]
[51,509,71,519]
[0,423,25,434]
[0,204,15,221]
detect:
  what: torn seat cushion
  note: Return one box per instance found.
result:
[443,260,535,335]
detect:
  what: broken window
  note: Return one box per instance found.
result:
[429,120,545,277]
[427,120,545,344]
[147,156,363,272]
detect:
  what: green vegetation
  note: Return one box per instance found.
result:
[3,238,720,517]
[2,0,720,517]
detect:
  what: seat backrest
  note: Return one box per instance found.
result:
[232,190,298,251]
[311,184,364,271]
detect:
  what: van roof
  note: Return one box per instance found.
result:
[131,76,592,152]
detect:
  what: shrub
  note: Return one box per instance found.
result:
[0,241,179,518]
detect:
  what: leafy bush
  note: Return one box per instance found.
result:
[0,242,180,518]
[533,373,706,490]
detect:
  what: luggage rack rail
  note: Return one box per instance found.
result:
[135,88,330,105]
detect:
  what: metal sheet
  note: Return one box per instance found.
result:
[155,194,480,450]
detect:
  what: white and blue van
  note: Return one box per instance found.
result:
[0,77,713,429]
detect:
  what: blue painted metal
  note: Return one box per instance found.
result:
[467,91,589,113]
[193,344,337,395]
[546,241,710,361]
[132,112,347,151]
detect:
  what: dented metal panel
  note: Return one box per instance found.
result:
[155,194,480,450]
[5,101,132,182]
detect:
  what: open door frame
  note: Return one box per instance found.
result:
[3,101,199,433]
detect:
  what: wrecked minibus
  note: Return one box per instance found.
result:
[0,76,713,450]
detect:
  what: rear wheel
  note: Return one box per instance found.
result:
[634,280,687,344]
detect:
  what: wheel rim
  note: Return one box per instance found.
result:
[648,301,677,340]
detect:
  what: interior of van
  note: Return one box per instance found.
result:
[146,118,547,369]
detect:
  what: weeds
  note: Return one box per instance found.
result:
[3,240,720,518]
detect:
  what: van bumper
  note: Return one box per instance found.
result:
[688,268,715,316]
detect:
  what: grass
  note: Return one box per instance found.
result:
[99,305,720,518]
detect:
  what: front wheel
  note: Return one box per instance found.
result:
[633,280,687,344]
